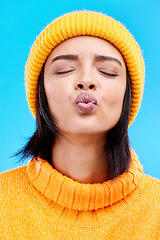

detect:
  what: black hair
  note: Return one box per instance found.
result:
[15,65,131,180]
[105,70,131,179]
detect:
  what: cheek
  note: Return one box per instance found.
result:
[104,81,125,102]
[45,83,56,105]
[44,79,60,110]
[44,79,71,115]
[101,80,126,119]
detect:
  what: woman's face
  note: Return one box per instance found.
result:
[44,36,127,136]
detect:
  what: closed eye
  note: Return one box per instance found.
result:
[55,69,75,75]
[99,70,118,77]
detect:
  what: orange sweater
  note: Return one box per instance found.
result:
[0,150,160,239]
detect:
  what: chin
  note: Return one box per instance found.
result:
[58,115,119,136]
[61,125,109,136]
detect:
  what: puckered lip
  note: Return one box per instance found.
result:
[75,92,98,113]
[75,92,97,105]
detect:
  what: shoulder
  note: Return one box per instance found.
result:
[140,173,160,201]
[0,165,28,180]
[142,174,160,188]
[0,165,28,196]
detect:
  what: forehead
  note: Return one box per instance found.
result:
[47,36,126,66]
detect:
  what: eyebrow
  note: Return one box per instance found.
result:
[50,54,122,67]
[95,55,122,67]
[50,54,78,64]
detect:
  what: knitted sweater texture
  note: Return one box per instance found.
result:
[0,150,160,239]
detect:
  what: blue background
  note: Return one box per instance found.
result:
[0,0,160,179]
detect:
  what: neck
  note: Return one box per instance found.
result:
[51,134,109,184]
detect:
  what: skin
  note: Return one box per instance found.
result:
[44,36,127,183]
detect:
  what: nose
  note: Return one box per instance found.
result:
[76,83,96,90]
[75,73,97,91]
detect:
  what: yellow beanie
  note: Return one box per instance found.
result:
[25,11,145,126]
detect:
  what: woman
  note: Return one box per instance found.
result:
[0,11,160,239]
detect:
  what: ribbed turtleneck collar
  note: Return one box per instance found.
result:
[27,149,143,211]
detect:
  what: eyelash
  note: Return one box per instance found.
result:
[55,70,74,75]
[99,70,118,77]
